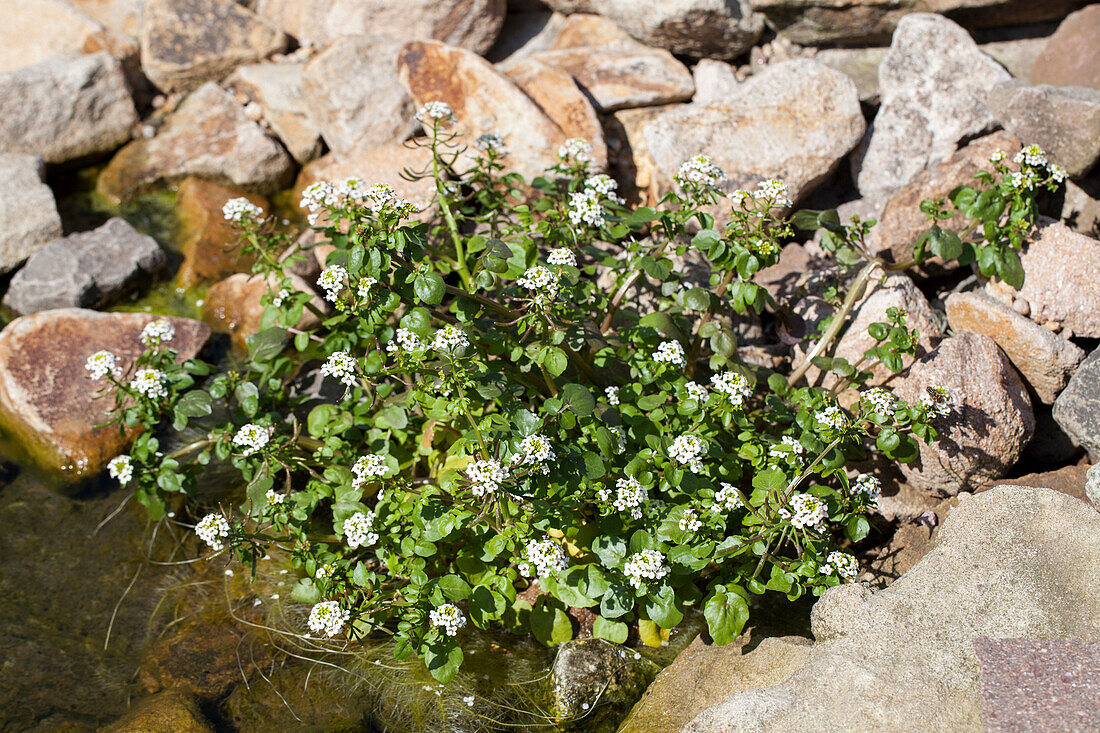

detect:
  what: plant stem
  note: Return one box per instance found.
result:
[432,126,473,290]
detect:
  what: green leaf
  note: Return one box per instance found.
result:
[247,327,286,364]
[752,467,786,493]
[581,451,606,479]
[175,390,212,418]
[414,271,446,305]
[600,584,635,619]
[644,584,683,628]
[437,575,472,601]
[997,247,1025,289]
[561,383,595,417]
[592,535,627,568]
[683,287,710,311]
[375,405,408,430]
[425,640,464,684]
[543,347,568,376]
[703,587,750,645]
[530,598,573,646]
[234,382,259,417]
[592,616,629,644]
[291,578,321,604]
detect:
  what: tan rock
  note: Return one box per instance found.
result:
[691,59,740,105]
[946,291,1085,403]
[69,0,144,39]
[203,273,322,352]
[175,178,266,287]
[987,80,1100,178]
[140,623,259,703]
[1030,4,1100,90]
[101,690,212,733]
[226,62,322,164]
[608,105,685,205]
[0,0,107,73]
[1062,178,1100,238]
[0,310,209,480]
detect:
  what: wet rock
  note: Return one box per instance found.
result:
[987,80,1100,178]
[543,0,763,59]
[1087,464,1100,508]
[1053,347,1100,461]
[102,691,212,733]
[986,220,1100,338]
[685,485,1100,733]
[0,153,62,274]
[3,218,166,315]
[1031,4,1100,90]
[550,638,653,721]
[813,47,888,105]
[869,130,1022,273]
[644,59,864,204]
[0,52,137,164]
[946,291,1084,404]
[896,332,1034,495]
[253,0,506,55]
[0,0,114,73]
[226,63,322,164]
[691,59,740,104]
[223,659,372,732]
[140,623,256,703]
[203,273,322,352]
[398,40,576,181]
[98,82,294,202]
[853,14,1011,198]
[301,35,415,156]
[0,309,209,480]
[175,178,266,287]
[140,0,286,93]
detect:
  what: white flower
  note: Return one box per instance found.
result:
[271,288,291,307]
[817,406,848,431]
[673,155,724,190]
[222,197,263,224]
[1049,164,1067,183]
[714,482,743,512]
[852,473,881,503]
[1014,144,1047,167]
[196,513,231,551]
[624,549,669,589]
[753,179,792,208]
[710,372,751,406]
[357,277,377,299]
[386,327,426,354]
[131,368,168,400]
[320,350,358,388]
[476,133,504,152]
[416,100,456,126]
[584,174,623,204]
[308,600,350,637]
[317,265,348,302]
[678,507,702,532]
[343,511,379,549]
[514,434,555,473]
[85,350,119,380]
[558,137,594,163]
[729,190,748,207]
[430,602,466,636]
[652,340,686,368]
[567,189,607,228]
[669,434,706,471]
[602,475,647,519]
[523,539,569,578]
[547,248,577,267]
[609,426,626,454]
[920,383,954,418]
[1009,169,1039,191]
[517,265,559,302]
[605,386,620,406]
[468,458,510,497]
[315,563,335,580]
[778,493,827,531]
[233,423,274,455]
[431,325,470,353]
[989,149,1006,164]
[684,381,708,403]
[769,436,804,462]
[140,319,175,348]
[863,387,897,418]
[463,695,475,706]
[300,181,337,212]
[107,455,133,486]
[265,488,285,506]
[821,550,859,580]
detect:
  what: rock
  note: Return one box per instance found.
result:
[549,638,653,721]
[864,495,958,586]
[609,104,684,202]
[226,63,322,164]
[987,80,1100,177]
[203,273,322,352]
[986,220,1100,338]
[301,35,415,156]
[139,623,254,703]
[543,0,763,60]
[398,40,576,181]
[754,243,826,306]
[486,9,568,65]
[174,178,266,287]
[813,47,888,105]
[691,59,740,104]
[620,636,812,733]
[869,130,1022,273]
[0,310,209,480]
[523,14,694,112]
[2,218,166,315]
[991,459,1092,505]
[0,0,111,73]
[946,291,1085,403]
[101,691,212,733]
[979,35,1049,81]
[1020,405,1082,466]
[223,658,372,732]
[643,59,865,204]
[0,154,62,274]
[685,485,1100,733]
[140,0,286,93]
[98,82,294,202]
[253,0,506,55]
[896,332,1034,495]
[1061,177,1100,238]
[1053,347,1100,461]
[1087,464,1100,508]
[0,52,137,164]
[1031,4,1100,90]
[69,0,144,39]
[853,14,1011,199]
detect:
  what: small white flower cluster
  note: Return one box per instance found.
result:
[684,381,708,403]
[308,600,350,637]
[598,476,648,519]
[863,387,897,418]
[317,265,348,302]
[669,434,706,471]
[714,482,743,512]
[344,510,379,549]
[547,248,577,267]
[352,454,388,488]
[624,549,669,589]
[769,436,804,462]
[754,179,792,208]
[476,133,504,152]
[1014,144,1047,167]
[233,423,274,455]
[989,149,1007,163]
[266,488,285,506]
[674,154,724,190]
[821,550,859,580]
[430,602,467,636]
[652,340,686,368]
[517,265,559,302]
[521,539,569,578]
[85,350,120,380]
[196,513,230,550]
[1049,164,1067,183]
[1008,169,1040,191]
[568,189,607,228]
[817,405,848,431]
[920,383,953,417]
[467,458,510,497]
[222,197,263,224]
[779,493,827,531]
[315,563,335,580]
[584,174,624,204]
[131,368,168,400]
[710,371,751,406]
[609,426,626,454]
[514,434,555,473]
[320,350,358,387]
[140,319,175,347]
[107,455,133,486]
[605,386,620,406]
[300,180,338,212]
[357,277,377,299]
[386,327,427,354]
[678,507,702,532]
[271,288,291,307]
[558,137,594,164]
[416,100,456,126]
[431,325,469,353]
[852,473,881,502]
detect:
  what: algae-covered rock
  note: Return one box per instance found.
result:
[550,638,655,721]
[101,690,212,733]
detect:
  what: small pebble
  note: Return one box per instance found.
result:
[1011,298,1030,316]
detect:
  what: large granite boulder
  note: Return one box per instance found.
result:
[226,62,322,164]
[0,154,62,274]
[1030,4,1100,90]
[987,80,1100,178]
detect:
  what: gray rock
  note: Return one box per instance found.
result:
[3,218,166,315]
[987,80,1100,178]
[691,59,740,105]
[813,47,888,105]
[853,14,1011,198]
[1086,464,1100,508]
[1053,348,1100,461]
[643,59,865,204]
[0,154,62,274]
[979,35,1049,81]
[302,35,415,156]
[226,63,322,164]
[550,638,653,721]
[686,485,1100,733]
[0,52,137,164]
[1061,177,1100,238]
